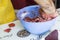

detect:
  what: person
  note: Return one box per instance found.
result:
[34,0,58,20]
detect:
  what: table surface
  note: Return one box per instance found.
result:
[0,9,60,40]
[15,9,60,40]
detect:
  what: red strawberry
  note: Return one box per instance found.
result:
[8,23,15,27]
[24,17,32,22]
[4,28,11,33]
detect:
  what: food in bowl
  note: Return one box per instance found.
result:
[23,10,55,22]
[24,16,55,22]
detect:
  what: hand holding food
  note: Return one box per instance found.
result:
[34,0,58,20]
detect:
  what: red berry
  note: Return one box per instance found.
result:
[24,17,32,22]
[4,28,11,33]
[8,23,15,27]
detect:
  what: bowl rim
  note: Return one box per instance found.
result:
[17,5,40,16]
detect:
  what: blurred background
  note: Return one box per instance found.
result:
[11,0,60,9]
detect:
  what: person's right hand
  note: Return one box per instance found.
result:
[40,9,58,21]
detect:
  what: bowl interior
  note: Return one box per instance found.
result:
[17,5,41,20]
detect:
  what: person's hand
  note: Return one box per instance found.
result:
[40,10,58,21]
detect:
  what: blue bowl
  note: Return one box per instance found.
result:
[17,5,57,35]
